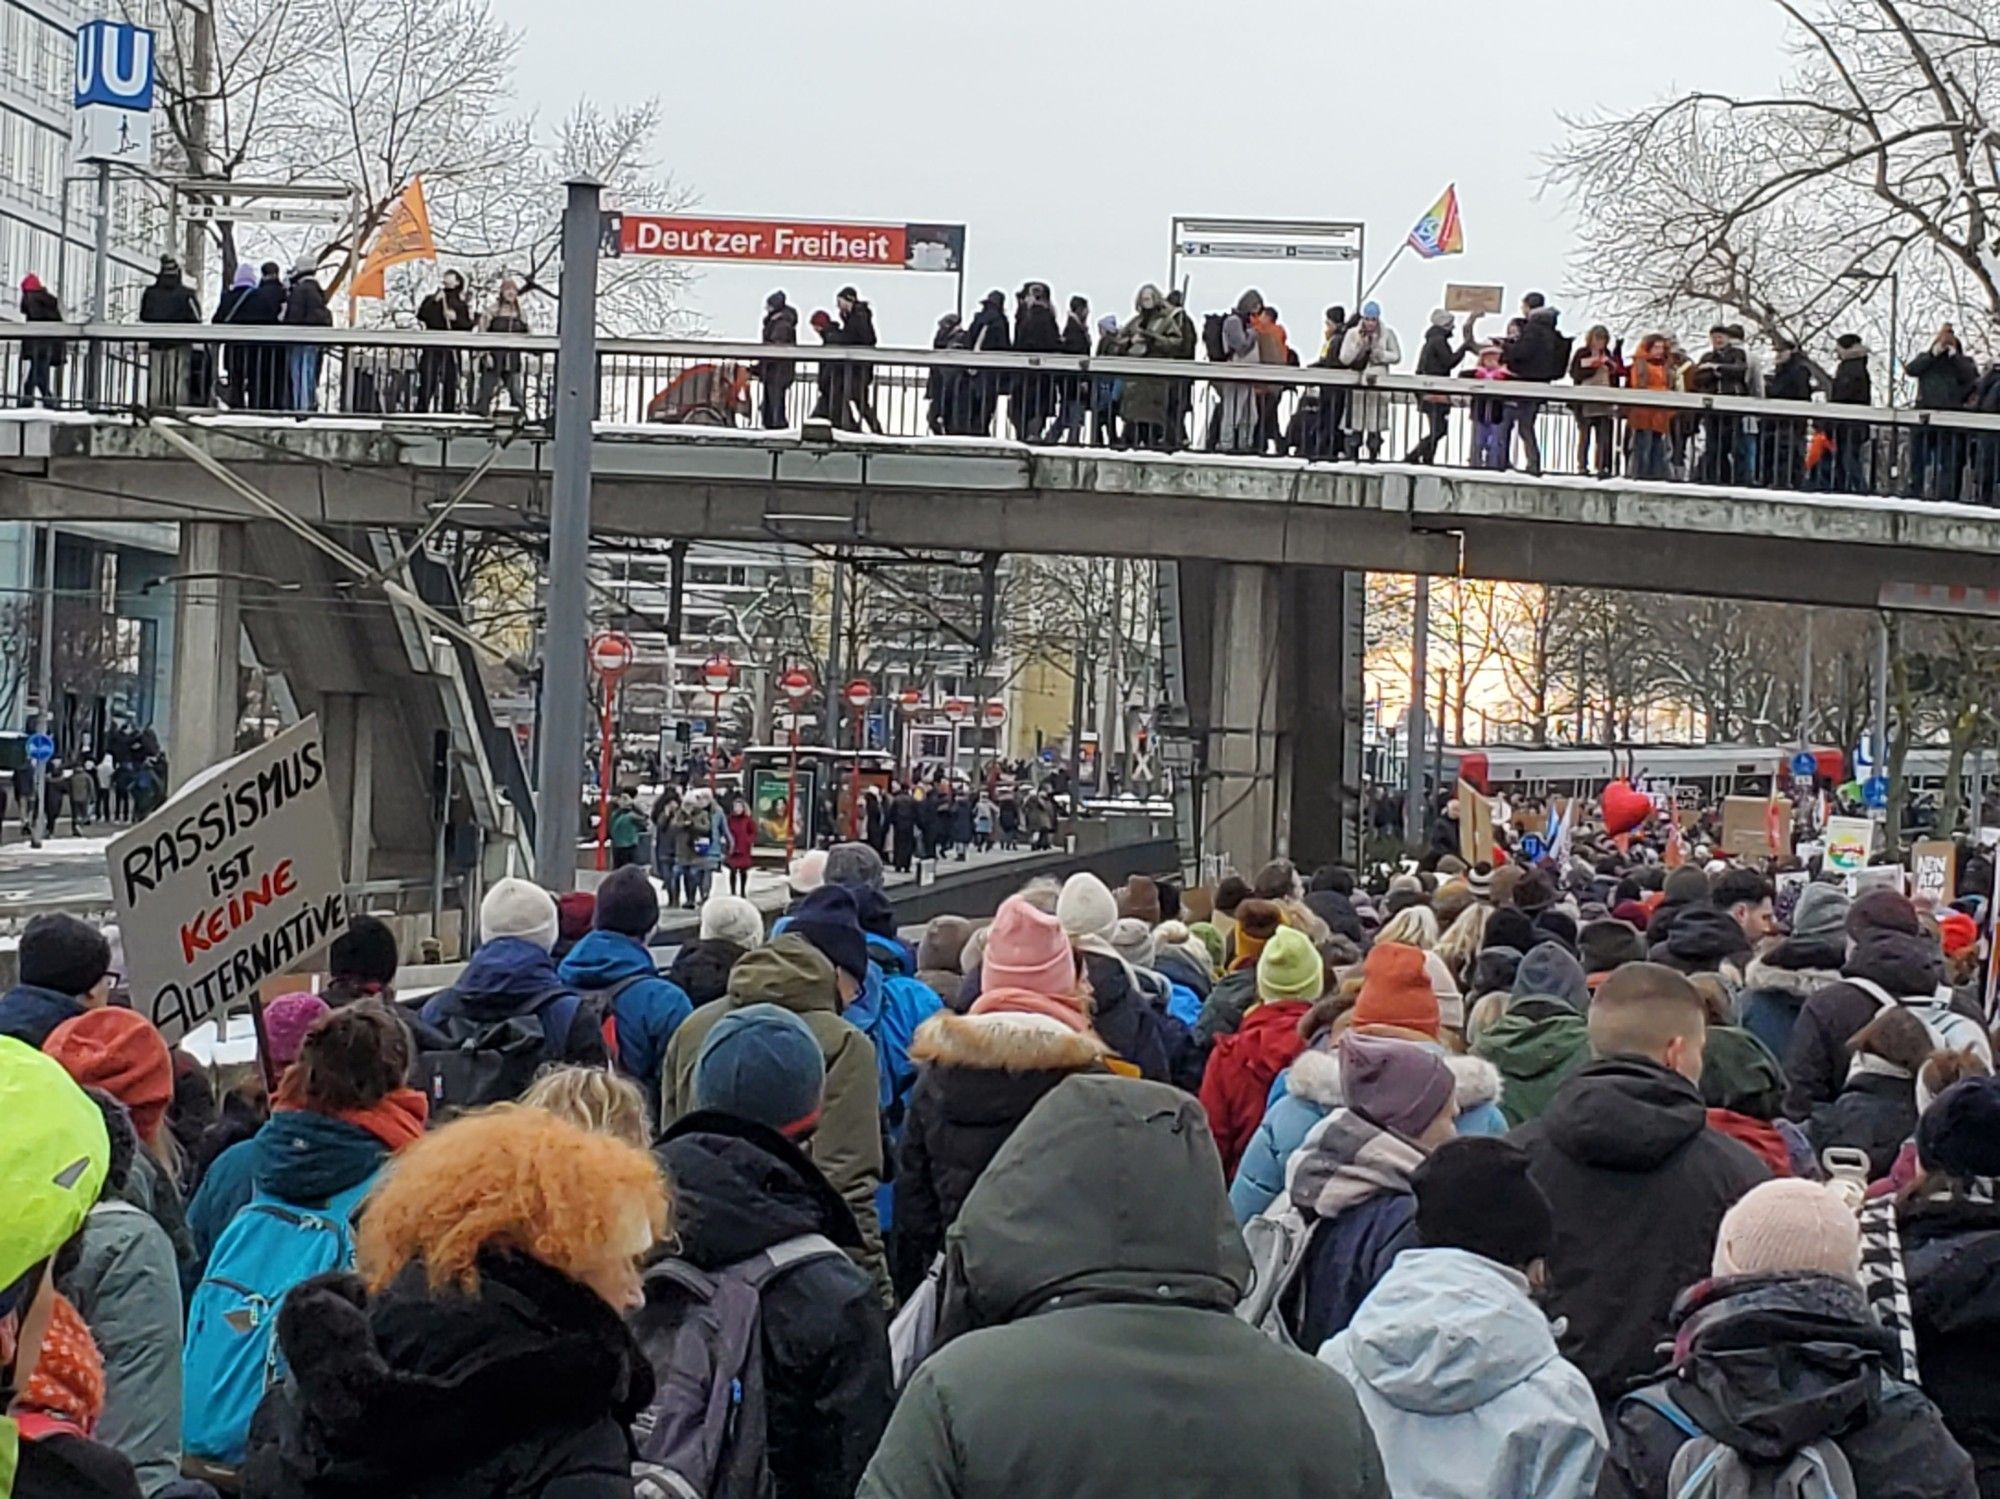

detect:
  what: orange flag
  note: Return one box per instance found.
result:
[350,178,436,300]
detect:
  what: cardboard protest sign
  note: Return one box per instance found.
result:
[1444,283,1504,315]
[1457,779,1493,865]
[1910,839,1957,908]
[1720,796,1786,860]
[1823,816,1876,875]
[107,718,347,1045]
[1847,864,1906,899]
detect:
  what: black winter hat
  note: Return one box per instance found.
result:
[1304,890,1364,943]
[1471,945,1523,996]
[1512,869,1558,913]
[1918,1077,2000,1180]
[19,912,110,998]
[594,865,661,939]
[787,884,870,984]
[329,915,399,988]
[1848,887,1921,939]
[668,938,746,1007]
[1485,907,1537,955]
[1657,906,1752,971]
[1579,919,1645,975]
[1413,1136,1555,1268]
[1533,910,1579,955]
[850,884,900,941]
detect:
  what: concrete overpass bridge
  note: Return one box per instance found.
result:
[5,326,1997,874]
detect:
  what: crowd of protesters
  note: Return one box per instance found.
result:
[6,792,2000,1497]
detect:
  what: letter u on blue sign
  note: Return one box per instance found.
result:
[74,21,155,110]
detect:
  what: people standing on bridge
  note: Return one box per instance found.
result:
[1010,281,1063,441]
[1828,332,1875,492]
[1500,294,1569,476]
[1217,289,1264,455]
[961,288,1010,435]
[1692,323,1750,484]
[1624,333,1676,480]
[1907,322,1978,500]
[18,274,63,409]
[281,257,332,413]
[474,278,530,416]
[1113,283,1194,451]
[415,269,474,412]
[1090,311,1122,446]
[1338,302,1402,461]
[757,289,797,429]
[834,286,884,435]
[1568,325,1624,478]
[1406,310,1471,464]
[140,255,201,408]
[213,265,264,411]
[1046,293,1092,445]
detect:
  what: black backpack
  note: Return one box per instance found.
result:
[415,986,585,1114]
[1202,312,1228,363]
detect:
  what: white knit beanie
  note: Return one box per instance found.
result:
[700,894,765,951]
[1109,917,1156,971]
[481,877,559,952]
[1154,919,1213,978]
[1056,873,1119,942]
[1712,1179,1861,1283]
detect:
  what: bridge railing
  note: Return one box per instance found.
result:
[7,324,2000,503]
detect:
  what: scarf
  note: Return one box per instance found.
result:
[968,986,1091,1034]
[275,1086,429,1152]
[15,1294,102,1440]
[1287,1107,1426,1219]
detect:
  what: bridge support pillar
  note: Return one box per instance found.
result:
[1183,560,1365,877]
[319,693,378,892]
[166,522,242,792]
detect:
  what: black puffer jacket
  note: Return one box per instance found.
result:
[1512,1056,1769,1402]
[244,1251,653,1498]
[1783,931,1972,1121]
[1081,951,1174,1084]
[1901,1192,2000,1496]
[1601,1273,1977,1498]
[649,1112,893,1499]
[1807,1072,1919,1181]
[893,1009,1106,1296]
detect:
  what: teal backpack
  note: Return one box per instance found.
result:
[181,1174,376,1466]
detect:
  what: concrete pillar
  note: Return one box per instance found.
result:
[166,522,242,791]
[1184,559,1365,876]
[318,693,377,891]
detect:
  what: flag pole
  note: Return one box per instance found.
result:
[1358,240,1410,306]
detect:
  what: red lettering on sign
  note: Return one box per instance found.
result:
[178,855,302,965]
[619,215,909,268]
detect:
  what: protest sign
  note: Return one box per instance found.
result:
[1458,779,1493,865]
[1846,864,1906,899]
[1823,816,1876,875]
[107,718,347,1045]
[1774,870,1811,929]
[1911,839,1957,908]
[1720,796,1785,859]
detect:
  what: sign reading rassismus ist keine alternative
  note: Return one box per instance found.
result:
[107,717,347,1045]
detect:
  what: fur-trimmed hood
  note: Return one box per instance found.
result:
[911,1009,1108,1073]
[1739,955,1841,1000]
[1287,1042,1502,1118]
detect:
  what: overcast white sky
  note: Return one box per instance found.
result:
[491,0,1793,345]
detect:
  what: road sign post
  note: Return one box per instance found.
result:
[701,655,735,793]
[779,666,813,858]
[588,632,634,870]
[844,678,874,838]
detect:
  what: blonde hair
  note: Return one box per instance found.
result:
[357,1106,669,1294]
[1433,904,1490,986]
[1377,905,1441,951]
[520,1065,652,1152]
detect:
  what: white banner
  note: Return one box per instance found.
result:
[107,717,347,1045]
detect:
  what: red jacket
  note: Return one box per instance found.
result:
[1706,1108,1793,1176]
[1200,1000,1310,1176]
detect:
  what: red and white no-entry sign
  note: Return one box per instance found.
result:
[843,678,876,711]
[588,631,636,678]
[701,655,736,694]
[778,666,814,702]
[983,700,1008,725]
[894,686,924,714]
[942,697,971,725]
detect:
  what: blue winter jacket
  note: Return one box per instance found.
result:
[0,982,87,1048]
[418,936,607,1068]
[1230,1042,1509,1225]
[557,929,693,1103]
[1321,1247,1607,1498]
[846,932,944,1230]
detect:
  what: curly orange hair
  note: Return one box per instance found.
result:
[355,1105,669,1294]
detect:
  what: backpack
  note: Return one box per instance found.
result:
[415,986,584,1113]
[630,1233,846,1499]
[182,1175,375,1466]
[1624,1389,1858,1499]
[1846,978,1995,1065]
[1202,312,1227,363]
[1234,1201,1317,1349]
[888,1253,943,1389]
[571,972,648,1070]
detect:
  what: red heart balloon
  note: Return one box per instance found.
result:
[1601,780,1654,837]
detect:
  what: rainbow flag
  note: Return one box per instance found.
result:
[1407,185,1464,259]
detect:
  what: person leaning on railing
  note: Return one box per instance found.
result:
[138,255,200,409]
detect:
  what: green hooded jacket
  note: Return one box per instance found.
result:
[1473,999,1592,1127]
[858,1074,1390,1499]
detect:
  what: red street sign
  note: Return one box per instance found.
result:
[610,214,965,274]
[588,631,635,678]
[942,697,970,725]
[778,667,814,702]
[701,656,735,693]
[894,687,924,714]
[983,700,1007,725]
[843,678,876,711]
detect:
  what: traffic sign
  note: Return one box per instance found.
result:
[843,678,875,711]
[894,687,924,714]
[700,655,735,694]
[778,666,814,702]
[73,21,155,165]
[942,698,970,725]
[26,733,54,764]
[178,201,350,225]
[1520,833,1546,862]
[1862,776,1890,810]
[982,700,1007,725]
[588,630,635,678]
[1790,750,1818,777]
